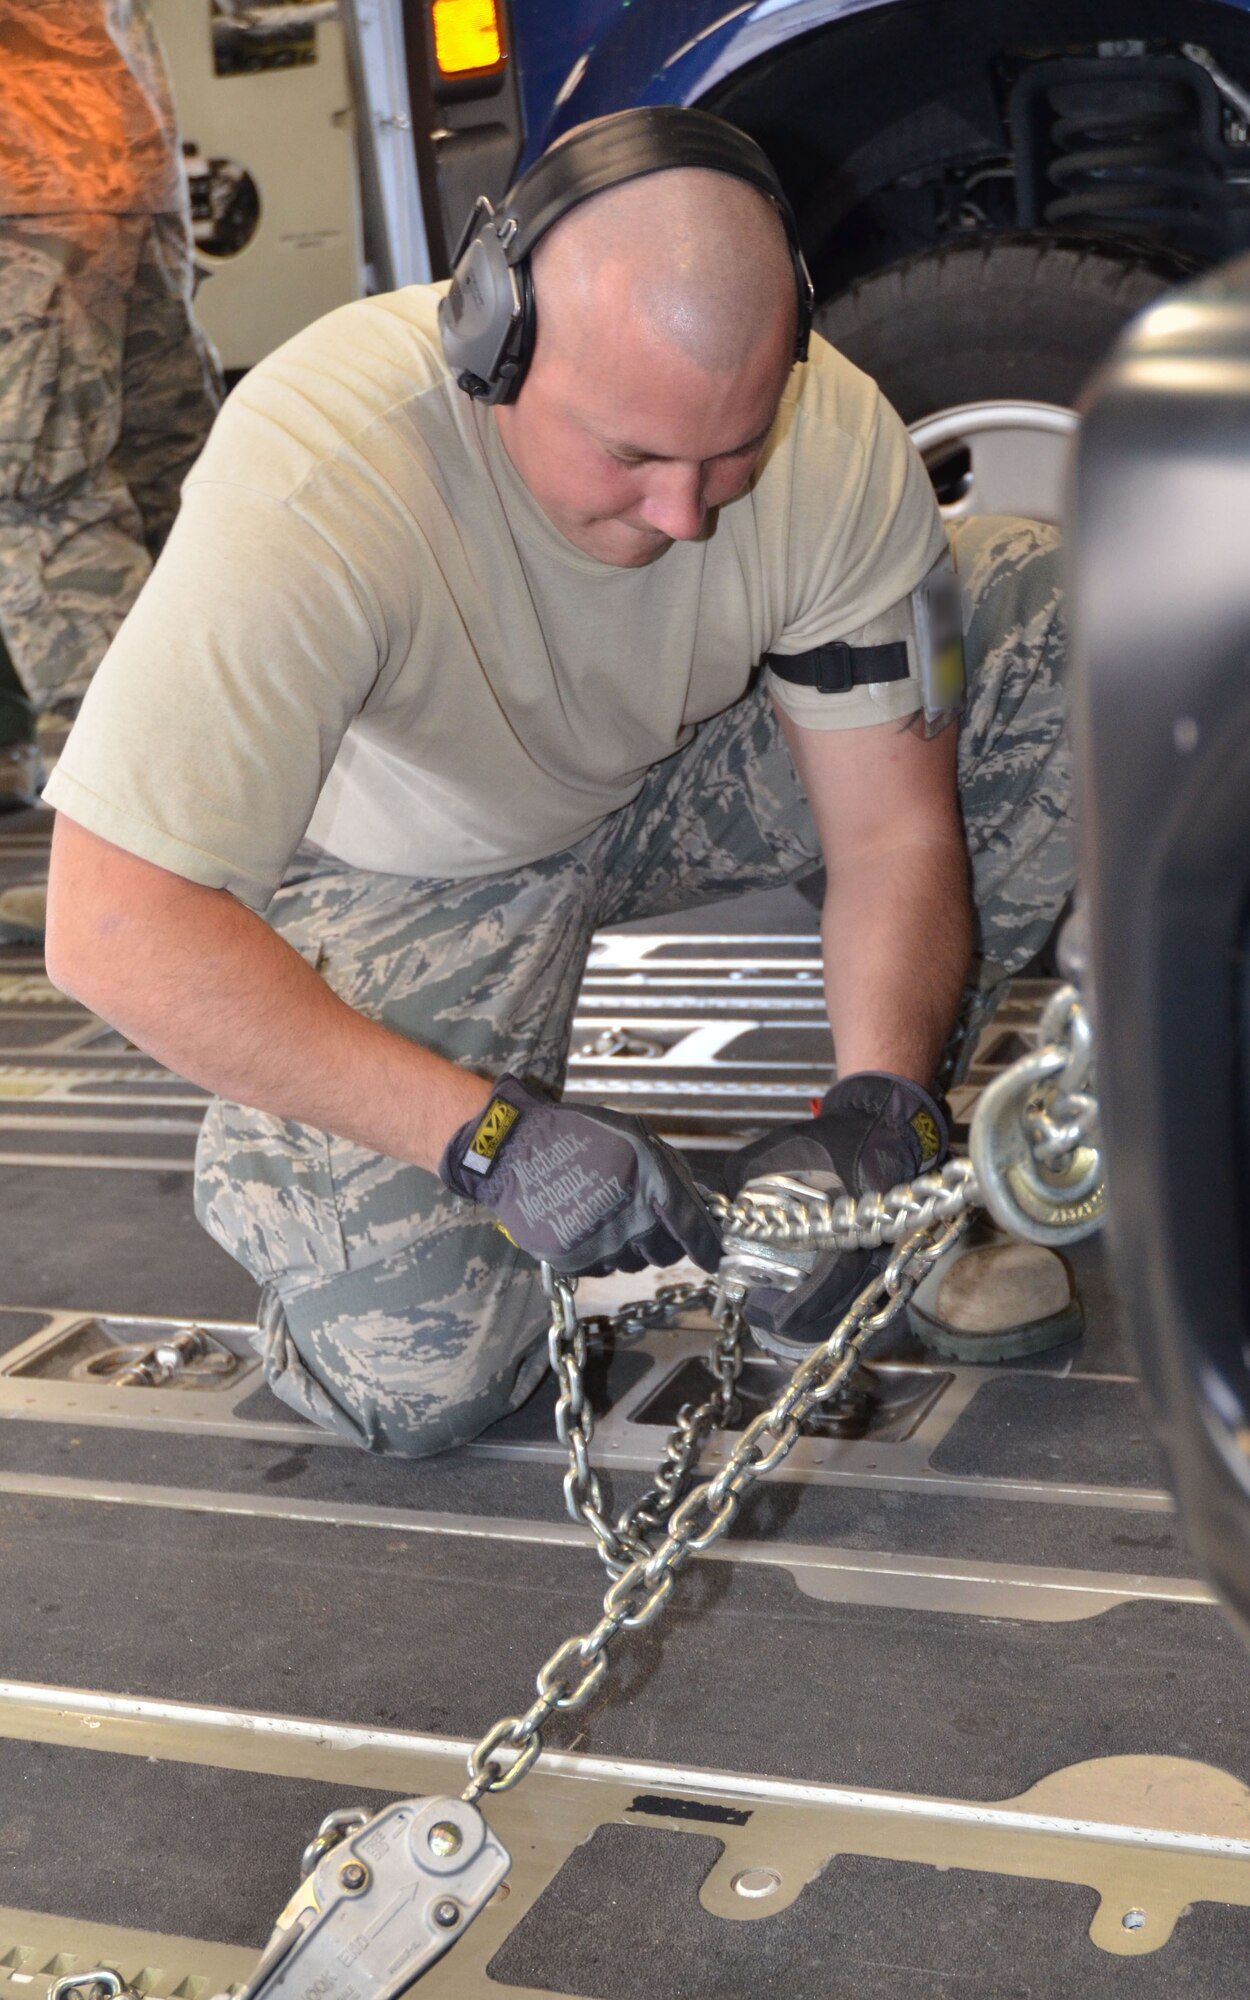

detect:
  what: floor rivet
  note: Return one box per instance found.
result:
[732,1869,781,1899]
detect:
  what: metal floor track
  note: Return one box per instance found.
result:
[4,805,1250,1997]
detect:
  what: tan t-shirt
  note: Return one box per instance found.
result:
[45,284,945,909]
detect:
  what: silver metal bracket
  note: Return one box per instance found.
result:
[717,1173,827,1294]
[238,1796,510,2000]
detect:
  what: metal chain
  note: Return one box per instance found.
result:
[463,980,1102,1803]
[546,1267,746,1577]
[1022,985,1100,1169]
[614,1283,745,1551]
[968,983,1104,1244]
[49,1979,135,2000]
[708,1153,979,1255]
[545,1263,639,1573]
[463,1205,971,1802]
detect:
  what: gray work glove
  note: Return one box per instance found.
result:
[439,1073,721,1277]
[723,1071,947,1360]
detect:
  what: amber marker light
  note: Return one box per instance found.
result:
[432,0,506,76]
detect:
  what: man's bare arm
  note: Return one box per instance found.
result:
[45,817,492,1171]
[775,703,972,1086]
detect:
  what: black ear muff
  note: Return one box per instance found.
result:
[438,106,813,406]
[439,199,528,402]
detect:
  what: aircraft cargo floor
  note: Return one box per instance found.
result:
[3,800,1250,2000]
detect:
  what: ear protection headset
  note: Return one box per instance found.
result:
[438,105,815,406]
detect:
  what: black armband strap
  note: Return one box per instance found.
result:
[765,638,910,695]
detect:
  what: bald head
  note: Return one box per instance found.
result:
[531,165,796,376]
[494,156,799,567]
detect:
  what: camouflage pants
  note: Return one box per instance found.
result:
[196,515,1074,1457]
[0,211,220,711]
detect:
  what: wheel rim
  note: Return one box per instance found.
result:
[908,400,1079,524]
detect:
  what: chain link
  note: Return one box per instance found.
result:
[1022,985,1100,1170]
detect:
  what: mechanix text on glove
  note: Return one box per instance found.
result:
[439,1073,721,1276]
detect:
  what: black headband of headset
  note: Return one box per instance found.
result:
[495,105,810,299]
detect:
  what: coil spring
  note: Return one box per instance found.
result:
[1043,77,1220,248]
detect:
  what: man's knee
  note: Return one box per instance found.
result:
[252,1233,550,1458]
[952,516,1076,972]
[258,1308,541,1456]
[953,514,1068,752]
[954,515,1064,687]
[955,513,1061,603]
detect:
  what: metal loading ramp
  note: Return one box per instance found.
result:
[4,800,1250,1999]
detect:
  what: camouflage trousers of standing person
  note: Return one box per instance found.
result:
[0,211,221,712]
[196,514,1075,1457]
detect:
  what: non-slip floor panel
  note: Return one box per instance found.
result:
[930,1375,1169,1488]
[489,1824,1250,1999]
[2,1494,1246,1801]
[232,1378,315,1425]
[729,1478,1193,1572]
[0,1018,93,1049]
[0,1418,645,1526]
[0,1165,262,1319]
[0,1737,396,1949]
[0,1418,1199,1576]
[0,864,47,896]
[0,1311,51,1354]
[0,1125,197,1158]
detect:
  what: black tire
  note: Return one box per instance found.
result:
[813,233,1187,423]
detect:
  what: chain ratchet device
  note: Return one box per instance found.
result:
[53,981,1102,2000]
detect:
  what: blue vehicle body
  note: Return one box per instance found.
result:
[510,1,941,158]
[504,0,1250,160]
